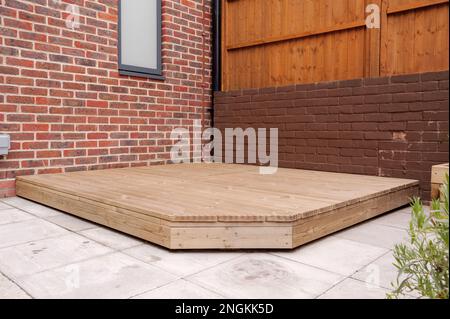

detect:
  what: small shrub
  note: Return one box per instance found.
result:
[388,174,449,299]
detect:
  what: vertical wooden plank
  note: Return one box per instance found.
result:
[221,0,228,91]
[303,0,314,83]
[271,0,283,87]
[435,3,449,70]
[261,0,272,88]
[242,0,250,89]
[294,0,306,84]
[333,0,348,81]
[413,3,427,72]
[379,0,389,76]
[356,0,367,78]
[365,0,382,77]
[347,0,362,79]
[323,0,334,81]
[281,0,290,84]
[251,0,263,89]
[310,0,321,82]
[231,1,240,90]
[316,0,326,82]
[401,10,416,74]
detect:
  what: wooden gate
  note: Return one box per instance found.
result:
[220,0,449,91]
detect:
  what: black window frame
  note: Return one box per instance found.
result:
[118,0,163,80]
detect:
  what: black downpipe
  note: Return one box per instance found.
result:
[212,0,221,93]
[210,0,221,128]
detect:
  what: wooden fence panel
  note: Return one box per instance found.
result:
[380,0,449,76]
[221,0,449,91]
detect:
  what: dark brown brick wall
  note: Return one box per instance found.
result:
[214,71,449,200]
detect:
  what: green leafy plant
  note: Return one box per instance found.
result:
[388,174,449,299]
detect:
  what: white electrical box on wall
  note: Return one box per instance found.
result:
[0,134,10,155]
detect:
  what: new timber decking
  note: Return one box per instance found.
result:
[16,164,419,249]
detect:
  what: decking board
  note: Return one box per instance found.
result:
[16,164,419,249]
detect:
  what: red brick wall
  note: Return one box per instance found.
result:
[0,0,212,197]
[214,71,449,200]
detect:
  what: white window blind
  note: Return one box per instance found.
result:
[119,0,162,78]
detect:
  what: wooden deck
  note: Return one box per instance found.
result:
[16,164,419,249]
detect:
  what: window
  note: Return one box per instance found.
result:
[118,0,162,79]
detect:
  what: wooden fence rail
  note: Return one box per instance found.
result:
[221,0,449,91]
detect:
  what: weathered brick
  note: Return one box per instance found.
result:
[391,74,421,83]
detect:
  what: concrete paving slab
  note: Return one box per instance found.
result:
[0,208,35,226]
[133,279,224,299]
[272,237,388,276]
[16,252,177,299]
[0,219,68,249]
[79,227,142,250]
[123,244,243,277]
[188,253,343,299]
[0,233,113,279]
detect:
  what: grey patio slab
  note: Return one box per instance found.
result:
[45,214,98,232]
[352,249,423,299]
[0,208,35,225]
[0,233,113,279]
[132,279,224,299]
[396,205,430,216]
[352,250,418,297]
[16,252,177,299]
[334,221,408,250]
[0,273,31,299]
[187,253,343,299]
[0,219,69,249]
[318,278,390,299]
[1,197,62,218]
[394,206,412,215]
[371,210,412,230]
[0,202,12,210]
[123,244,243,277]
[79,227,143,250]
[272,237,388,276]
[352,251,420,298]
